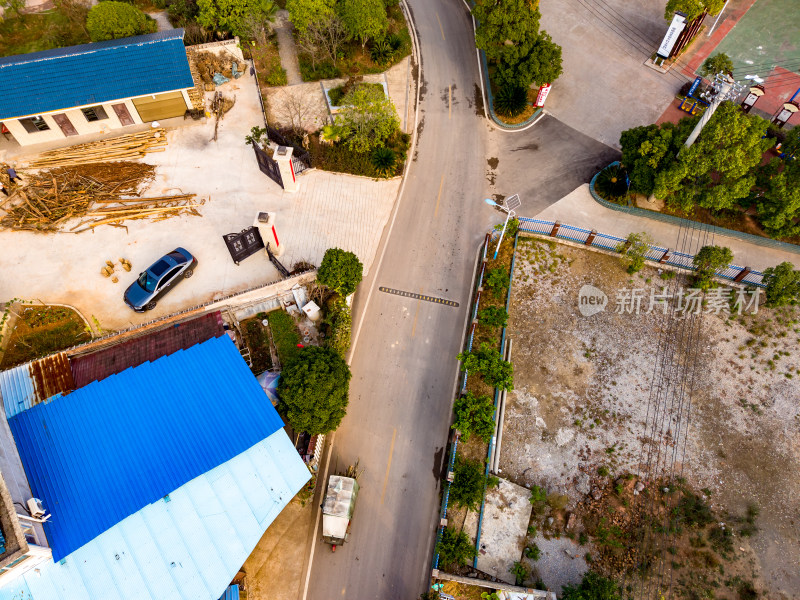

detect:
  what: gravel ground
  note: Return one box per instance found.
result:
[499,236,800,598]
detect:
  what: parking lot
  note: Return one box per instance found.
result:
[0,74,400,330]
[538,0,685,147]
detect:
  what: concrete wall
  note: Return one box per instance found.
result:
[188,38,245,63]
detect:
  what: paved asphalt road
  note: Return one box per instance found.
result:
[305,1,619,598]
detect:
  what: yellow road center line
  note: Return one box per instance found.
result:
[381,428,397,504]
[411,288,422,337]
[434,174,444,218]
[437,13,445,40]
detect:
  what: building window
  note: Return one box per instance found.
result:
[81,106,109,122]
[18,116,50,133]
[0,555,29,574]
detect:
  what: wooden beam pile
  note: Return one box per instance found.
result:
[22,130,168,168]
[0,161,203,233]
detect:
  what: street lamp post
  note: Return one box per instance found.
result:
[484,194,522,260]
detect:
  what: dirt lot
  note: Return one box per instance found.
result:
[500,236,800,599]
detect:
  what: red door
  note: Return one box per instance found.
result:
[112,103,135,126]
[52,113,78,136]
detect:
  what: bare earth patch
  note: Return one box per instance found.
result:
[499,236,800,599]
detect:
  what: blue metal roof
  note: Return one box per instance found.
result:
[0,30,194,120]
[8,335,285,561]
[219,585,240,600]
[0,430,310,600]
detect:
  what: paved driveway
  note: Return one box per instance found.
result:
[0,75,399,330]
[538,0,689,147]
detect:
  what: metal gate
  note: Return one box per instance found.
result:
[253,145,283,188]
[223,226,264,265]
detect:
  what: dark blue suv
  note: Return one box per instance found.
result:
[124,248,197,312]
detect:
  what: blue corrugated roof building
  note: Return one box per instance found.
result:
[0,335,310,600]
[0,30,194,120]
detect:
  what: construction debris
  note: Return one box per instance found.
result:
[190,50,238,84]
[0,161,203,233]
[21,130,168,169]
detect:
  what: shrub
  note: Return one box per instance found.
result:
[762,262,800,307]
[450,455,486,511]
[510,561,528,586]
[318,248,363,296]
[484,267,509,299]
[277,346,351,435]
[561,571,621,600]
[597,465,610,477]
[478,306,508,329]
[436,526,476,570]
[86,1,157,41]
[529,485,548,515]
[266,64,289,86]
[616,231,653,274]
[323,299,352,357]
[675,492,714,527]
[494,84,528,117]
[457,342,513,391]
[452,391,495,443]
[371,146,396,178]
[267,309,300,366]
[299,55,341,80]
[524,543,541,561]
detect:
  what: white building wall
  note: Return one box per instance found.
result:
[4,96,148,147]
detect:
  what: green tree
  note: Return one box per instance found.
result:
[653,102,772,212]
[452,392,495,443]
[484,267,509,299]
[457,343,514,391]
[86,1,157,41]
[782,126,800,157]
[450,456,486,511]
[478,306,508,328]
[337,85,399,152]
[473,0,562,89]
[692,245,733,290]
[616,232,654,274]
[700,52,734,77]
[277,346,351,435]
[757,160,800,238]
[762,262,800,307]
[317,248,364,296]
[436,526,476,570]
[286,0,335,34]
[561,571,621,600]
[664,0,725,21]
[197,0,276,37]
[494,30,563,89]
[338,0,387,48]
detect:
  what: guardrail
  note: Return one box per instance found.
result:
[517,217,768,287]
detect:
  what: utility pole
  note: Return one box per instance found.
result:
[680,73,743,153]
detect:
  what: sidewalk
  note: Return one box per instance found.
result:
[535,184,799,271]
[274,10,303,86]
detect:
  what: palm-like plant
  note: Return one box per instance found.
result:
[494,84,528,117]
[371,147,396,178]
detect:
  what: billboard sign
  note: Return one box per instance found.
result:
[688,76,702,97]
[535,83,552,107]
[657,13,686,58]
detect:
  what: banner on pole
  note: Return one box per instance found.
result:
[535,83,552,107]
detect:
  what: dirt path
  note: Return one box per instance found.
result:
[273,10,303,86]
